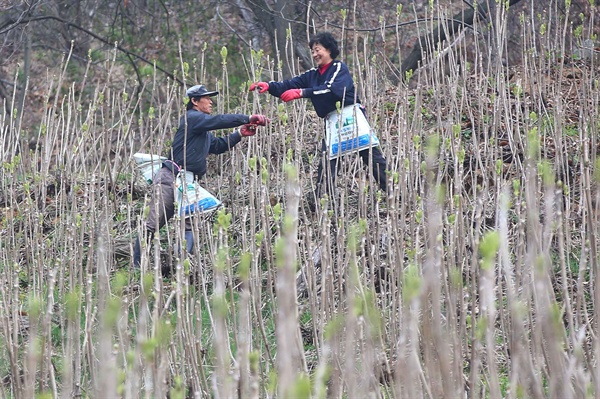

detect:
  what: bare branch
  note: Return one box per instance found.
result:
[8,14,184,86]
[216,4,252,48]
[0,0,42,35]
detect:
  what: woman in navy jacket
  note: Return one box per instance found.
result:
[250,31,388,209]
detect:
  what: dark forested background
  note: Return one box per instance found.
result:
[1,0,597,124]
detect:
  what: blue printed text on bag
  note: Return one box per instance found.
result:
[325,104,379,159]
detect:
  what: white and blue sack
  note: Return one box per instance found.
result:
[325,104,379,159]
[133,152,167,184]
[175,170,222,217]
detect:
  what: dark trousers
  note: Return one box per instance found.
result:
[145,166,192,232]
[315,139,388,199]
[133,166,193,267]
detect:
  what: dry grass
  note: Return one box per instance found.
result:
[1,4,599,398]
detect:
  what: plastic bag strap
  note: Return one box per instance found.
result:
[162,160,181,174]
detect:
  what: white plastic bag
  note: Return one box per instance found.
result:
[175,170,222,217]
[325,104,379,159]
[133,153,167,184]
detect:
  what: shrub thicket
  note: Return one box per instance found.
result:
[0,3,599,398]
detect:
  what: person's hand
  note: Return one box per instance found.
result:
[280,89,303,102]
[249,82,269,93]
[249,114,269,126]
[240,124,257,137]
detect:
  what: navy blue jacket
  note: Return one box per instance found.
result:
[267,60,359,118]
[170,110,249,179]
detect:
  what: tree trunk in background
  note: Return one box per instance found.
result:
[243,0,312,79]
[235,0,265,51]
[400,0,524,80]
[397,0,596,83]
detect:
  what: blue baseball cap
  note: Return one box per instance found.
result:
[186,84,219,98]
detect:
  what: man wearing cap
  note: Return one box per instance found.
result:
[133,84,269,269]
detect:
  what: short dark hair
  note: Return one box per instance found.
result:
[186,98,197,110]
[309,32,340,59]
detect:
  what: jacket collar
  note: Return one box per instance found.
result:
[318,61,333,75]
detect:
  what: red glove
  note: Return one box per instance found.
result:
[249,82,269,93]
[240,124,257,137]
[280,89,303,102]
[249,114,269,126]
